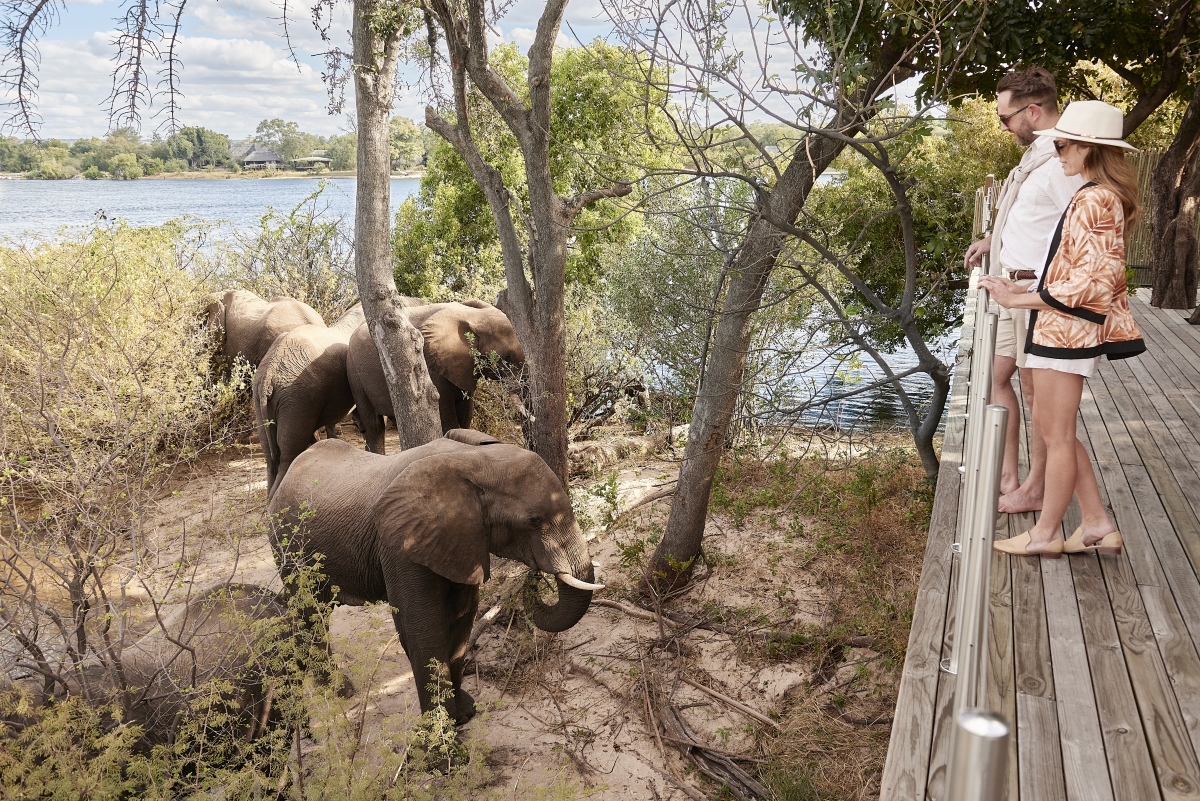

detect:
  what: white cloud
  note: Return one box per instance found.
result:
[508,27,536,49]
[13,0,613,139]
[25,34,349,138]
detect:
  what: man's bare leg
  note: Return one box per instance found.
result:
[992,355,1021,494]
[998,367,1045,513]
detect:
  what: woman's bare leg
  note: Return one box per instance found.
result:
[1024,369,1085,550]
[1073,438,1117,545]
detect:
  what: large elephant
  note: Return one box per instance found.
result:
[346,300,525,453]
[202,289,325,369]
[267,429,602,724]
[254,303,366,496]
[22,584,285,749]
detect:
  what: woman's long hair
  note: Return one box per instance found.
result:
[1083,144,1141,233]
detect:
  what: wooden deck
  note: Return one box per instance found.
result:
[881,291,1200,801]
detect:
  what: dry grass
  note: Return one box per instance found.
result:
[463,432,935,800]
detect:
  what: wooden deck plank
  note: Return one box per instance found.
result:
[1128,302,1200,386]
[1141,582,1200,768]
[880,346,971,801]
[1106,358,1200,537]
[1123,350,1200,457]
[1137,296,1200,354]
[1135,311,1200,395]
[1094,357,1200,801]
[988,543,1019,801]
[1100,548,1200,800]
[1069,414,1161,801]
[1094,363,1200,577]
[1084,373,1200,658]
[1070,551,1160,801]
[1041,553,1116,801]
[1078,388,1166,588]
[1017,694,1067,801]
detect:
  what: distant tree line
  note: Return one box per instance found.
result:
[0,116,431,179]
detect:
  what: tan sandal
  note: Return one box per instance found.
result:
[993,531,1063,558]
[1063,527,1123,555]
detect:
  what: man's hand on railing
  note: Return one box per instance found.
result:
[965,234,992,269]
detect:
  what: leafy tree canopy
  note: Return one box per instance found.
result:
[802,99,1023,350]
[393,41,675,300]
[920,0,1200,132]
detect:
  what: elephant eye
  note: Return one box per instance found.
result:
[528,515,544,528]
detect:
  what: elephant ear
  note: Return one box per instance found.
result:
[445,429,500,446]
[202,293,226,333]
[421,308,477,392]
[372,455,490,585]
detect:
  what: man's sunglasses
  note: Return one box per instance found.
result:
[998,102,1041,125]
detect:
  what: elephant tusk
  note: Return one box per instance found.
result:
[557,572,605,592]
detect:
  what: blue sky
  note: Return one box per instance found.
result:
[10,0,612,140]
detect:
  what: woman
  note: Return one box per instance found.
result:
[979,100,1146,558]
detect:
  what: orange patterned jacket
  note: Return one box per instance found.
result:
[1025,183,1146,360]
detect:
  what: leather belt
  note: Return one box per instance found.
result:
[1005,268,1037,281]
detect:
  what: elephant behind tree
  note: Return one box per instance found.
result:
[203,289,326,369]
[254,303,366,496]
[346,300,525,453]
[267,429,602,724]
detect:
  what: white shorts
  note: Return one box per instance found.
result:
[1023,353,1100,377]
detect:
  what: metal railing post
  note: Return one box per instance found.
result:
[946,309,997,675]
[946,709,1010,801]
[953,403,1008,710]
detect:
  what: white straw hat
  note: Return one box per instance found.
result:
[1034,100,1138,151]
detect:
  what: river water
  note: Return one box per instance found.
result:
[0,176,422,238]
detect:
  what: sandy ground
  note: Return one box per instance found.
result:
[126,421,902,800]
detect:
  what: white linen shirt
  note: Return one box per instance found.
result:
[995,136,1084,278]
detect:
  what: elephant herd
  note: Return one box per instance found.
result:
[199,289,601,729]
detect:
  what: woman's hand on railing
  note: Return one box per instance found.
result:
[978,275,1024,308]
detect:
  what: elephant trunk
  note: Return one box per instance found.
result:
[523,558,596,634]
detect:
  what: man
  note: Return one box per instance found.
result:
[964,67,1083,513]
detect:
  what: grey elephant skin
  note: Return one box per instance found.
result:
[267,430,598,724]
[6,584,284,749]
[203,289,325,369]
[346,300,525,453]
[254,304,366,496]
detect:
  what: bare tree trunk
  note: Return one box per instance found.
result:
[422,0,631,484]
[1151,83,1200,313]
[647,140,843,592]
[352,0,443,447]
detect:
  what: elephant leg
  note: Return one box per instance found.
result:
[272,422,315,497]
[324,423,339,440]
[454,393,474,430]
[384,562,472,722]
[447,582,479,724]
[357,398,386,454]
[431,373,460,433]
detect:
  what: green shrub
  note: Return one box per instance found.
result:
[82,165,103,179]
[216,181,357,320]
[109,152,143,179]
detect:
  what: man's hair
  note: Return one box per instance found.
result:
[996,67,1059,111]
